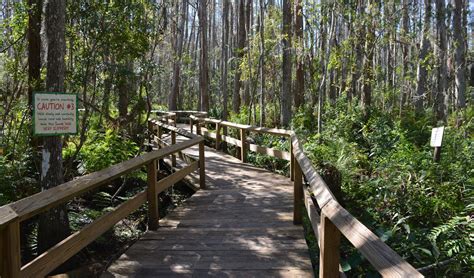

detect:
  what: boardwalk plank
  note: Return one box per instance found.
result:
[104,128,313,277]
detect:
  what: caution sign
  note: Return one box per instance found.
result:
[33,92,78,136]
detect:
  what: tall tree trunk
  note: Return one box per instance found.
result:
[294,0,304,109]
[361,1,375,117]
[435,0,448,122]
[258,0,265,126]
[281,0,292,126]
[28,0,42,110]
[415,0,432,114]
[169,0,187,111]
[38,0,70,262]
[400,0,410,111]
[232,0,246,113]
[327,5,337,105]
[351,1,365,104]
[452,0,466,110]
[26,0,42,261]
[242,0,252,107]
[198,0,209,111]
[222,0,230,121]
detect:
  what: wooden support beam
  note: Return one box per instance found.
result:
[147,160,159,230]
[1,220,21,278]
[319,212,341,278]
[171,131,177,167]
[290,142,295,181]
[147,120,154,151]
[197,122,201,136]
[190,118,194,133]
[240,128,247,163]
[293,162,303,225]
[199,142,206,189]
[157,125,162,149]
[215,123,221,150]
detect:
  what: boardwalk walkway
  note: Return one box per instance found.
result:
[103,131,313,277]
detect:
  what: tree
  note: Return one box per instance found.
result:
[232,0,246,113]
[435,0,448,122]
[415,0,432,114]
[221,0,230,121]
[361,1,375,117]
[27,0,42,109]
[198,0,209,111]
[258,0,265,126]
[38,0,70,256]
[169,1,187,111]
[294,0,304,109]
[281,0,292,126]
[452,0,466,110]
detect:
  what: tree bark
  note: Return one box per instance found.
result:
[232,0,246,113]
[221,0,230,121]
[169,1,187,111]
[294,0,304,109]
[361,1,375,117]
[28,0,42,109]
[281,0,292,127]
[258,0,265,126]
[400,0,410,111]
[415,0,431,114]
[452,0,466,110]
[198,0,209,111]
[38,0,71,262]
[435,0,448,122]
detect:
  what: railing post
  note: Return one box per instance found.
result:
[293,161,303,224]
[173,114,177,126]
[147,160,159,230]
[199,141,206,189]
[196,120,202,136]
[290,137,295,181]
[319,211,341,278]
[240,128,247,163]
[215,123,221,150]
[1,220,21,278]
[190,117,194,133]
[157,125,162,149]
[171,131,177,167]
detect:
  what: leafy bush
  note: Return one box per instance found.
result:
[293,105,474,274]
[64,129,139,173]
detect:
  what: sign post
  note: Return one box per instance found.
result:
[33,92,78,136]
[430,126,444,162]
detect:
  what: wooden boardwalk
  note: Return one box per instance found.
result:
[103,134,313,277]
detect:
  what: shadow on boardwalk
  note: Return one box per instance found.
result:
[103,136,313,277]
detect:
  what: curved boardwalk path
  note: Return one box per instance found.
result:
[103,131,313,277]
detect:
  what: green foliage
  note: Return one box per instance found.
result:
[293,105,474,274]
[64,128,139,173]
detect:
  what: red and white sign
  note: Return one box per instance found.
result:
[34,93,78,135]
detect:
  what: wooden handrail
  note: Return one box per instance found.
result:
[0,120,206,277]
[0,137,202,226]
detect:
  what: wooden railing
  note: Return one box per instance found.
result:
[0,122,205,278]
[163,111,423,278]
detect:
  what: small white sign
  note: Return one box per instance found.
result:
[34,93,78,136]
[430,126,444,147]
